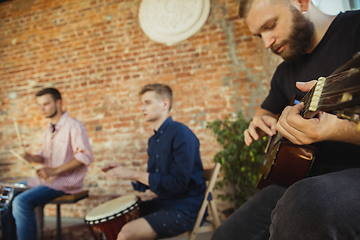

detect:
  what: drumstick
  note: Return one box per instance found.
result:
[9,149,53,183]
[10,149,36,169]
[13,117,25,154]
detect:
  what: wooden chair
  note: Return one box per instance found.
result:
[168,163,221,240]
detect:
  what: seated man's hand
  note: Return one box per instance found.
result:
[134,190,158,201]
[101,164,121,173]
[276,80,340,145]
[36,167,57,179]
[103,165,137,181]
[244,114,277,146]
[276,103,338,145]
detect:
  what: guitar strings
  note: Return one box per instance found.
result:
[299,68,359,117]
[320,68,360,98]
[317,86,360,108]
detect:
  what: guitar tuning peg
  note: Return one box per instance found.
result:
[341,93,353,102]
[353,52,360,59]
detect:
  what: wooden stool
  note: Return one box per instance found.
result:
[36,190,89,240]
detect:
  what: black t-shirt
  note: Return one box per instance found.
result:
[261,10,360,175]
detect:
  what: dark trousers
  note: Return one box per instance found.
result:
[1,206,17,240]
[211,185,285,240]
[212,168,360,240]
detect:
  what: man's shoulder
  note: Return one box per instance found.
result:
[63,114,85,129]
[334,10,360,27]
[169,120,190,131]
[171,121,199,141]
[340,9,360,19]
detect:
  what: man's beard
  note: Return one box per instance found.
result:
[271,6,314,62]
[46,109,58,118]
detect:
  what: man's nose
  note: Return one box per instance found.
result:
[261,33,275,49]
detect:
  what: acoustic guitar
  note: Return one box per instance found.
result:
[257,52,360,189]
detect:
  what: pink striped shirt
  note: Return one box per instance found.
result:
[27,112,93,194]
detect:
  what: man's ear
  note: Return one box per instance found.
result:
[163,98,170,111]
[293,0,310,12]
[56,99,62,110]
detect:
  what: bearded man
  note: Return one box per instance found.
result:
[212,0,360,239]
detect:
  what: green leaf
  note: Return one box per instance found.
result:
[206,112,268,207]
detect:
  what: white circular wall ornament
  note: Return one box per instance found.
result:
[139,0,211,45]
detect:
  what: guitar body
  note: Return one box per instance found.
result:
[257,134,317,189]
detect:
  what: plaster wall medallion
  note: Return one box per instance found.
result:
[139,0,210,45]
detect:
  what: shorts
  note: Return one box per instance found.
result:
[143,209,197,238]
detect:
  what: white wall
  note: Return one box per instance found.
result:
[313,0,356,15]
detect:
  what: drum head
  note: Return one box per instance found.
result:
[85,194,139,221]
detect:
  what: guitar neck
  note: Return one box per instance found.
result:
[299,67,360,124]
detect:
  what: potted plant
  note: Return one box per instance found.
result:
[206,112,268,210]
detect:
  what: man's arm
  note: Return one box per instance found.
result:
[244,108,280,146]
[104,127,200,196]
[102,165,150,186]
[277,103,360,145]
[36,159,85,179]
[23,153,44,163]
[276,81,360,145]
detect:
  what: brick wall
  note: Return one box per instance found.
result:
[0,0,280,218]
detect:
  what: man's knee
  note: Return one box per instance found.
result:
[12,195,23,217]
[271,176,337,236]
[278,177,334,216]
[211,221,225,240]
[116,223,136,240]
[271,172,360,240]
[12,194,32,218]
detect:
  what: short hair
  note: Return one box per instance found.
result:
[239,0,254,18]
[239,0,290,18]
[139,83,173,110]
[36,88,62,102]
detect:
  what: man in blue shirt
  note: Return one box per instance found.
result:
[102,83,206,240]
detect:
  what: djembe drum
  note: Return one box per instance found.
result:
[85,194,140,240]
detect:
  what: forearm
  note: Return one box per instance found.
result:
[27,154,44,163]
[255,107,280,119]
[277,105,360,146]
[33,155,44,163]
[54,159,85,175]
[327,119,360,145]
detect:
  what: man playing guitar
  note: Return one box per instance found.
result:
[212,0,360,239]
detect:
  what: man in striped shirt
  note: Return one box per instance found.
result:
[2,88,93,240]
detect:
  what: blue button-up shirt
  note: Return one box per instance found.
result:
[132,117,206,212]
